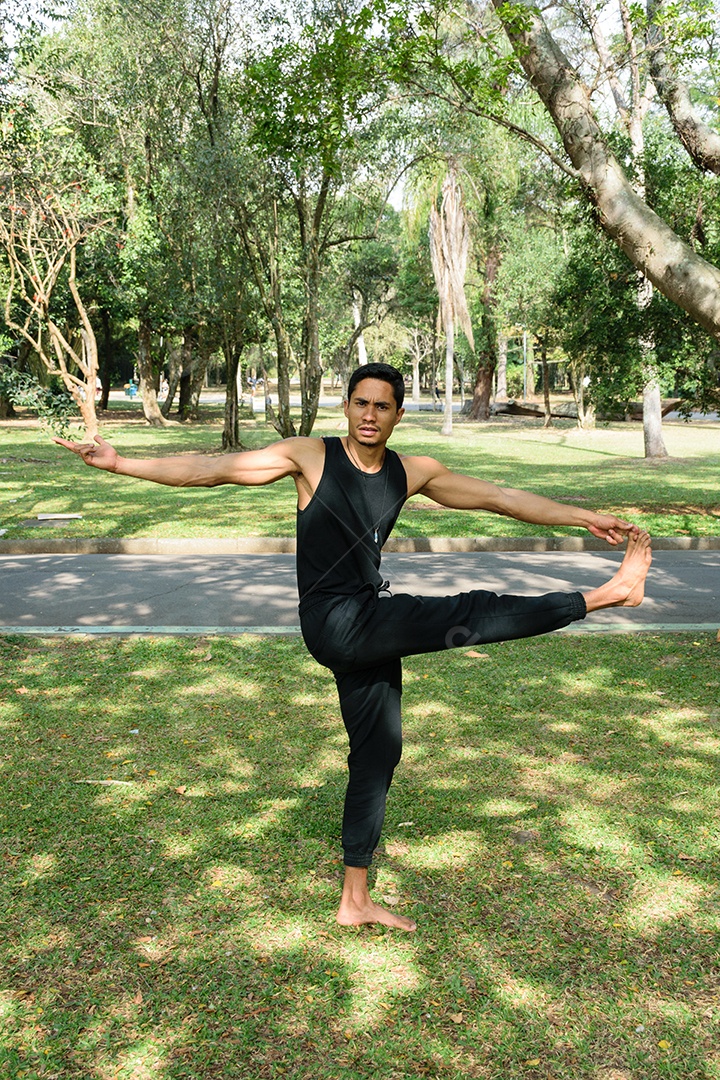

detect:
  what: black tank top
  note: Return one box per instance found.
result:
[296,437,408,613]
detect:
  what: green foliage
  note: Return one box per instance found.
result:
[0,366,76,434]
[244,12,387,179]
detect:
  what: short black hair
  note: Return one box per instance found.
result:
[346,363,405,409]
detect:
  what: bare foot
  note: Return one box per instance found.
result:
[336,865,417,931]
[337,896,417,932]
[583,530,652,613]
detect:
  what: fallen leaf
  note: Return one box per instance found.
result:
[380,894,399,906]
[525,1059,541,1067]
[449,1013,464,1024]
[658,1039,671,1050]
[465,651,490,659]
[175,785,187,795]
[133,990,143,1005]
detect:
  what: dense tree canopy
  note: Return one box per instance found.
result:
[1,0,718,448]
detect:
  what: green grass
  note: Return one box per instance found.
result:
[1,631,719,1079]
[1,409,719,540]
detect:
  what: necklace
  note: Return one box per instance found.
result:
[346,440,390,545]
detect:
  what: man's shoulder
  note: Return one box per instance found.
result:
[398,453,448,495]
[399,452,445,475]
[279,436,327,472]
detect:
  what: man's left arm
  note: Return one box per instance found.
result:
[409,457,637,545]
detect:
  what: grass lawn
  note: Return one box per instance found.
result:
[1,408,719,540]
[1,631,719,1079]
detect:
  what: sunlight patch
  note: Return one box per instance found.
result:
[335,939,420,1030]
[26,852,57,880]
[689,737,720,755]
[399,829,484,869]
[243,916,315,954]
[561,809,643,857]
[177,675,260,699]
[230,797,299,839]
[479,797,538,818]
[637,710,707,742]
[294,747,345,789]
[624,872,704,935]
[203,863,256,896]
[99,1036,168,1080]
[494,974,550,1011]
[197,745,254,777]
[160,831,206,858]
[405,701,455,720]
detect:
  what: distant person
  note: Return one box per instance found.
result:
[54,362,651,932]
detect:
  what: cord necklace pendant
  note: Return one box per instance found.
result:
[347,440,389,545]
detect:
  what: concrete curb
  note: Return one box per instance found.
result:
[1,536,719,555]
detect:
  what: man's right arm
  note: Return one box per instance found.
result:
[53,434,310,488]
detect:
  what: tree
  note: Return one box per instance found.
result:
[323,226,399,395]
[235,11,407,436]
[428,166,474,434]
[0,132,108,435]
[486,0,720,342]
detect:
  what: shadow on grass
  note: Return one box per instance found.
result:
[1,632,719,1079]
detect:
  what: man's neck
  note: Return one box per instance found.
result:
[344,436,387,473]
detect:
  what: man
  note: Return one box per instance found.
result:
[55,362,652,933]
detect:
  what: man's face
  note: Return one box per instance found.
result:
[343,378,404,447]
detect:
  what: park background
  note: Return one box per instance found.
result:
[1,1,720,1079]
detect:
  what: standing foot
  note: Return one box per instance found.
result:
[582,530,652,613]
[337,866,417,932]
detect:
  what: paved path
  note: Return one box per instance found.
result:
[0,550,716,635]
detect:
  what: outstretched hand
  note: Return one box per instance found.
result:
[587,514,640,546]
[52,434,119,472]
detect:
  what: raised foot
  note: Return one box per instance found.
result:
[337,899,417,932]
[616,529,652,607]
[583,530,652,613]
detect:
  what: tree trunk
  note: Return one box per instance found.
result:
[232,199,296,438]
[642,372,668,459]
[177,327,196,420]
[495,333,508,401]
[299,249,323,436]
[572,363,596,430]
[297,180,326,438]
[492,0,720,342]
[412,354,420,403]
[540,338,553,428]
[137,319,168,427]
[184,333,211,422]
[525,335,536,397]
[161,345,181,418]
[99,308,112,410]
[470,362,493,420]
[222,337,244,451]
[441,321,454,436]
[353,293,368,365]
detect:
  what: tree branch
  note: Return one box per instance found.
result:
[646,0,720,175]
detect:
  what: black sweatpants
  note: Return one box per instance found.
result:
[300,585,587,868]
